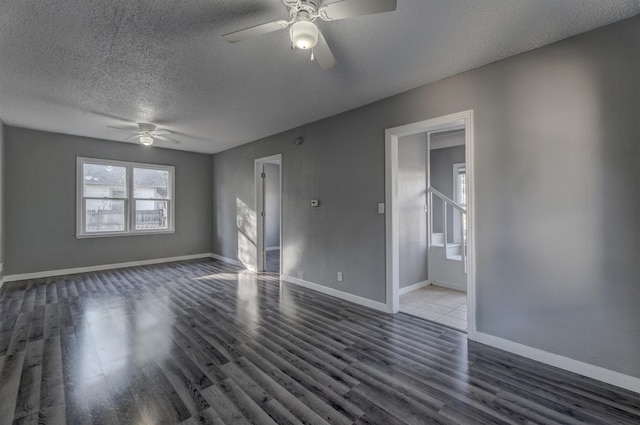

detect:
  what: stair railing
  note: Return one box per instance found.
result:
[428,187,467,272]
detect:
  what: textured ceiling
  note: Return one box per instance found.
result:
[0,0,639,153]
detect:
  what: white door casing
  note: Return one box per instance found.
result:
[385,110,476,339]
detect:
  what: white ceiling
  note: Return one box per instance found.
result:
[1,0,638,154]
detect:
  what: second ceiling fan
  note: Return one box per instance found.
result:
[222,0,397,69]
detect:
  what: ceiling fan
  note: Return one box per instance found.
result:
[107,123,181,146]
[222,0,397,69]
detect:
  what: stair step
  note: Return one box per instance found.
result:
[447,244,461,256]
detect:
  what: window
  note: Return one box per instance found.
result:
[452,162,467,244]
[77,158,174,237]
[453,163,467,207]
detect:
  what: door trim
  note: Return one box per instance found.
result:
[254,154,282,273]
[384,110,476,339]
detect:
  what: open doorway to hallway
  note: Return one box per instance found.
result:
[385,111,475,335]
[399,128,467,330]
[255,154,282,274]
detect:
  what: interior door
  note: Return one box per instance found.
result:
[260,164,267,271]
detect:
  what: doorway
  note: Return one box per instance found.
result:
[385,111,476,338]
[255,154,282,274]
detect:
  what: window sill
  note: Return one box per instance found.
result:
[76,230,175,239]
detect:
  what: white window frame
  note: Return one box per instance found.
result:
[76,157,175,238]
[452,162,466,244]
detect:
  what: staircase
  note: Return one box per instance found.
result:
[431,232,463,261]
[428,187,467,290]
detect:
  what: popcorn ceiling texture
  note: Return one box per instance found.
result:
[0,0,638,153]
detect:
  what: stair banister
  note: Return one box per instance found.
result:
[428,187,466,213]
[428,186,467,273]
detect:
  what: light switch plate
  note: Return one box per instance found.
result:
[378,203,385,214]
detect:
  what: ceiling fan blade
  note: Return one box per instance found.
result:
[152,129,172,135]
[107,125,141,131]
[222,20,289,43]
[124,134,140,141]
[314,31,337,70]
[155,135,182,145]
[319,0,397,21]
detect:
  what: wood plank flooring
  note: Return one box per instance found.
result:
[0,259,639,424]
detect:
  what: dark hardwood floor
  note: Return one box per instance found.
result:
[0,259,639,424]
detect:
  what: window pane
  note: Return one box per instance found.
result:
[85,199,125,232]
[456,172,466,206]
[135,200,168,230]
[134,168,170,199]
[83,164,126,198]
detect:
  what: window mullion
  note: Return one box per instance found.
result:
[128,165,133,233]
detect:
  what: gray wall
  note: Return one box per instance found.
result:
[211,15,640,378]
[211,120,386,302]
[398,134,428,288]
[265,163,281,248]
[430,144,465,240]
[0,120,4,278]
[5,127,212,275]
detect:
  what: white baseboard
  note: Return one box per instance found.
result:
[3,253,213,283]
[282,275,388,313]
[432,279,467,292]
[210,253,255,271]
[265,246,280,252]
[474,332,640,394]
[399,280,430,295]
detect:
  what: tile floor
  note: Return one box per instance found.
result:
[399,285,467,331]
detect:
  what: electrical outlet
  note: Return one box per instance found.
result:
[337,272,343,282]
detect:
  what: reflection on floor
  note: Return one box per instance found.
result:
[399,284,467,331]
[2,260,640,424]
[265,248,280,273]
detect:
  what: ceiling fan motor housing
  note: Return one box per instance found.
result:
[289,1,320,50]
[138,123,156,132]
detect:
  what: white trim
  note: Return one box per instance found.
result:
[475,332,640,394]
[430,131,465,150]
[431,280,466,293]
[465,111,477,339]
[255,154,282,274]
[282,275,388,313]
[385,110,477,338]
[76,157,175,238]
[3,253,212,283]
[399,280,431,295]
[266,246,280,251]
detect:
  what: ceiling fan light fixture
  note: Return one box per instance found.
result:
[139,134,154,146]
[290,20,318,50]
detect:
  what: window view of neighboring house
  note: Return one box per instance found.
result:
[78,158,174,236]
[133,167,170,230]
[83,164,127,232]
